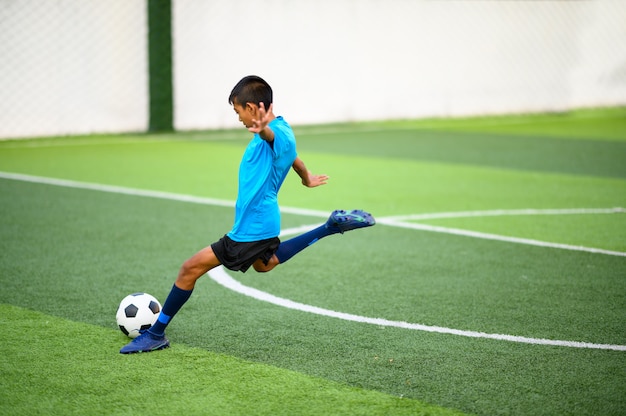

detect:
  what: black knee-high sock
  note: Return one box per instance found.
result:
[275,224,339,264]
[148,284,193,336]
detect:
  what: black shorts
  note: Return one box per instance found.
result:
[211,235,280,273]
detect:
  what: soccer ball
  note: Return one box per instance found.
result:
[116,293,162,338]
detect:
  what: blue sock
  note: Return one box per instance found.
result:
[275,224,336,264]
[148,284,193,336]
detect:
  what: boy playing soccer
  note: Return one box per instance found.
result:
[120,75,375,353]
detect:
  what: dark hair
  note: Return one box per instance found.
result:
[228,75,273,109]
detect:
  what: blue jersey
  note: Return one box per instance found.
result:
[227,116,297,242]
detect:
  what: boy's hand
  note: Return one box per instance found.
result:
[302,172,329,188]
[292,157,327,188]
[248,102,273,134]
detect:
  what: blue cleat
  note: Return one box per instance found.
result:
[325,209,376,234]
[120,331,170,354]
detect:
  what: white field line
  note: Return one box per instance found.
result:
[385,207,625,221]
[0,138,172,148]
[0,172,330,217]
[2,111,612,146]
[0,133,250,147]
[2,171,625,350]
[0,171,238,207]
[376,219,626,257]
[1,171,624,257]
[209,266,626,352]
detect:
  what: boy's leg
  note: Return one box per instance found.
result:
[175,246,222,291]
[149,246,222,335]
[120,246,221,354]
[252,255,280,272]
[274,209,375,265]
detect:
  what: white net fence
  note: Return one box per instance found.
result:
[0,0,147,139]
[1,0,625,138]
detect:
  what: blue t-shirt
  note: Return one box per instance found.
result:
[227,116,297,242]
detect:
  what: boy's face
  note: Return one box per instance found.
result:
[232,100,257,129]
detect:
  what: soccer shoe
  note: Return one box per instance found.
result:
[119,331,170,354]
[325,209,376,234]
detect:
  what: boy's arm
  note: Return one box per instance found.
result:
[292,157,329,188]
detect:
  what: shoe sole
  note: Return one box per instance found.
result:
[328,210,376,233]
[120,341,170,354]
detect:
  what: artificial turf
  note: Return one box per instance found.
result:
[0,108,624,415]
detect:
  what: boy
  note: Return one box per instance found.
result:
[121,75,375,354]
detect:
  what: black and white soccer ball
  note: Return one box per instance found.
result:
[116,293,162,338]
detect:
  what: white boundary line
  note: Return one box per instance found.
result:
[2,171,625,350]
[1,171,624,256]
[208,267,626,351]
[384,207,626,221]
[377,219,626,257]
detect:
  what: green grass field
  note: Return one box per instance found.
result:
[1,108,625,415]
